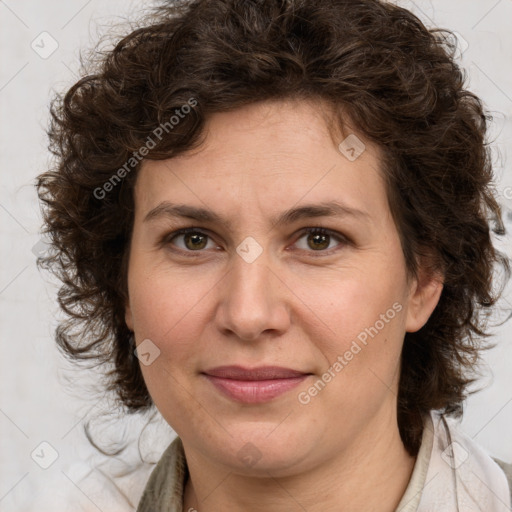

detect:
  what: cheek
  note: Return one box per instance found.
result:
[128,261,214,341]
[293,264,407,352]
[291,260,408,414]
[127,270,211,393]
[129,276,210,431]
[299,285,406,426]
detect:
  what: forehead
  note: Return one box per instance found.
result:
[133,99,389,225]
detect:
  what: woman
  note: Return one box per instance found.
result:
[37,0,512,510]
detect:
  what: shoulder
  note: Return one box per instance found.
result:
[493,458,512,502]
[420,412,512,510]
[137,436,188,512]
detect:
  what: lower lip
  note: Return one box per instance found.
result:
[203,375,309,404]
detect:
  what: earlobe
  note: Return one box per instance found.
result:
[125,303,134,331]
[405,272,444,333]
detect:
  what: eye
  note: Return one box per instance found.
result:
[293,227,346,253]
[164,228,218,252]
[161,226,347,255]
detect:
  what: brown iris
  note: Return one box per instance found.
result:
[307,231,330,250]
[184,232,208,250]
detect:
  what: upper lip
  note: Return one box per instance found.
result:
[202,366,310,381]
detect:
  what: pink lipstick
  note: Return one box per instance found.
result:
[202,366,310,404]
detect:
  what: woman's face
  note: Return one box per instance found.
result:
[125,99,440,476]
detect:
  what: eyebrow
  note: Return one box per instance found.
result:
[143,200,370,228]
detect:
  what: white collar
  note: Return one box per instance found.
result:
[397,411,511,511]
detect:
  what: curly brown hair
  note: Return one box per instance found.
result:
[36,0,508,456]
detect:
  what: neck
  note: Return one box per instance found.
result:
[182,412,416,512]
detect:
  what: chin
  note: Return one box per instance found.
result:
[208,428,315,476]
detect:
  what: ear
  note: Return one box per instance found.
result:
[405,265,443,333]
[125,301,134,331]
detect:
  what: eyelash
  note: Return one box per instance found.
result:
[160,226,348,257]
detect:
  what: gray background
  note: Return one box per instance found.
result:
[1,0,511,510]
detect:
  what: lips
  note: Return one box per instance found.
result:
[201,366,311,404]
[203,365,308,380]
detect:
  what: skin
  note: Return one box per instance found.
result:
[125,98,443,512]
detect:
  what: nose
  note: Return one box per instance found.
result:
[214,251,291,342]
